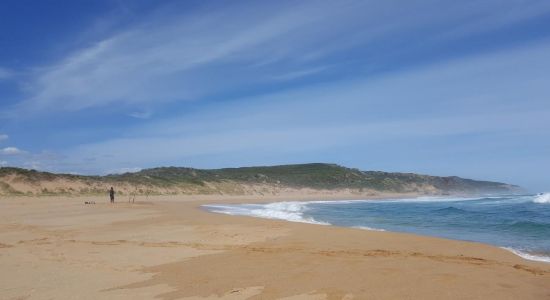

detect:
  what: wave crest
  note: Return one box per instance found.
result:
[534,193,550,204]
[203,202,329,225]
[504,221,550,233]
[432,206,468,214]
[501,247,550,263]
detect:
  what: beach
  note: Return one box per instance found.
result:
[1,195,549,300]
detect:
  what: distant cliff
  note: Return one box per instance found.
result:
[0,163,523,196]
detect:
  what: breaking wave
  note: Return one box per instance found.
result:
[203,202,329,225]
[534,193,550,204]
[501,247,550,263]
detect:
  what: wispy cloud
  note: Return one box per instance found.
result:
[0,134,8,142]
[16,2,334,113]
[269,66,329,81]
[10,1,550,115]
[128,111,152,119]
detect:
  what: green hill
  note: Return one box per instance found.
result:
[0,163,522,196]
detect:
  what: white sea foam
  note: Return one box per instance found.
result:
[501,247,550,263]
[533,193,550,204]
[203,202,330,225]
[352,226,386,232]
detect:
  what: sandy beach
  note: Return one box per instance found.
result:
[1,194,549,300]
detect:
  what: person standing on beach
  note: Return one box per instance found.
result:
[109,187,115,203]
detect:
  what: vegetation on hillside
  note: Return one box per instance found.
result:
[0,163,522,196]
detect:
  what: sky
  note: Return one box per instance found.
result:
[0,0,549,192]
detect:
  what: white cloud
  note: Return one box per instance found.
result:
[0,161,7,166]
[0,134,8,142]
[0,147,24,155]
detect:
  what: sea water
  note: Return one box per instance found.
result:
[204,193,550,263]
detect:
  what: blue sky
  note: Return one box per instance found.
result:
[1,0,549,191]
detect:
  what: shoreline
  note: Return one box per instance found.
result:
[1,194,550,299]
[200,195,550,264]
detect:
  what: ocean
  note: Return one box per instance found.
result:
[204,193,550,263]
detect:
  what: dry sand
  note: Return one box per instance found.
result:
[1,194,549,300]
